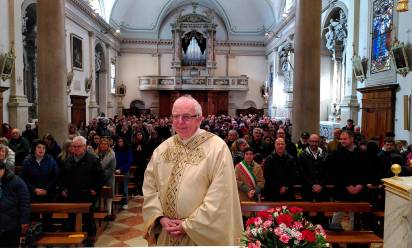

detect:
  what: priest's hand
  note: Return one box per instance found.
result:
[169,219,186,239]
[247,190,255,199]
[312,184,323,193]
[279,186,288,194]
[160,218,186,239]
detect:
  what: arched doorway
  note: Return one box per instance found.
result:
[127,100,150,117]
[22,2,37,121]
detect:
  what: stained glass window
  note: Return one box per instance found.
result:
[371,0,393,74]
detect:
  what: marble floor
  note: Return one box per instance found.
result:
[95,197,148,247]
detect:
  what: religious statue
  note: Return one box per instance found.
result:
[324,9,348,55]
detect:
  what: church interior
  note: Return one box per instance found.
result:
[1,0,412,247]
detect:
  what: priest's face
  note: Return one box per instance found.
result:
[172,99,201,140]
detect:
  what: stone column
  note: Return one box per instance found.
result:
[7,0,31,129]
[104,43,111,116]
[171,27,182,81]
[37,0,68,143]
[88,31,98,120]
[292,0,321,142]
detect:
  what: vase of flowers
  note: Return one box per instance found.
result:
[241,206,328,248]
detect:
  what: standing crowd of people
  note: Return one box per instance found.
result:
[0,99,410,246]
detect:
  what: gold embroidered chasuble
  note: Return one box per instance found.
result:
[143,130,244,246]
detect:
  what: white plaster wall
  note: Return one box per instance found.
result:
[394,9,412,142]
[66,18,90,96]
[119,53,158,110]
[0,0,10,124]
[355,0,412,142]
[356,0,370,130]
[160,53,173,76]
[228,56,266,109]
[66,17,90,121]
[215,54,227,76]
[320,55,333,121]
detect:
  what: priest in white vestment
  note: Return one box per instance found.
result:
[142,95,244,246]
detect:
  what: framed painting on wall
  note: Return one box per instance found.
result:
[0,51,15,81]
[390,40,409,76]
[71,33,83,71]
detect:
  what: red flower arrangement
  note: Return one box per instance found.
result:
[241,206,328,248]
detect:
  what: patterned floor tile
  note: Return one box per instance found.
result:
[108,227,145,242]
[94,234,120,247]
[124,236,148,247]
[117,215,144,226]
[96,198,148,246]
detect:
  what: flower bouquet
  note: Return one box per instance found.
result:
[241,206,328,248]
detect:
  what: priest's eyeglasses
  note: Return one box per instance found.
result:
[171,114,199,122]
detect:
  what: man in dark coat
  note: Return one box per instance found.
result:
[248,128,264,154]
[263,137,296,201]
[329,130,367,202]
[59,136,104,244]
[8,128,31,166]
[0,161,30,247]
[276,128,297,159]
[298,134,329,201]
[377,137,406,178]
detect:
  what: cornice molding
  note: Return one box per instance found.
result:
[121,39,264,47]
[216,41,265,47]
[121,39,173,45]
[68,0,121,42]
[65,9,119,50]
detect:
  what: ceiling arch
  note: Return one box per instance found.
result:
[106,0,281,38]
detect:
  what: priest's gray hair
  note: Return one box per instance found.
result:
[73,135,87,145]
[173,94,202,116]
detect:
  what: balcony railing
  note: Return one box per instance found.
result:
[139,76,248,91]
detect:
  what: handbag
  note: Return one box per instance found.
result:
[22,222,43,248]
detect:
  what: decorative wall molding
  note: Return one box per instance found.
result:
[216,41,265,47]
[65,8,119,50]
[68,0,121,40]
[139,75,248,91]
[121,39,173,45]
[121,39,264,47]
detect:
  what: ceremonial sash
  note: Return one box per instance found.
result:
[239,160,257,188]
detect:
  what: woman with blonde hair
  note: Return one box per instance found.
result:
[56,139,74,170]
[95,137,116,217]
[231,138,249,165]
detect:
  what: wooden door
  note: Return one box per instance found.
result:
[358,84,398,140]
[70,95,87,127]
[158,90,228,117]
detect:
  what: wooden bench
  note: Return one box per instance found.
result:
[36,232,87,247]
[240,201,383,245]
[31,203,91,246]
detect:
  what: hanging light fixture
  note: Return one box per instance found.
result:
[396,0,409,12]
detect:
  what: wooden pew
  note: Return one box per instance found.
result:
[30,203,91,246]
[240,201,383,245]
